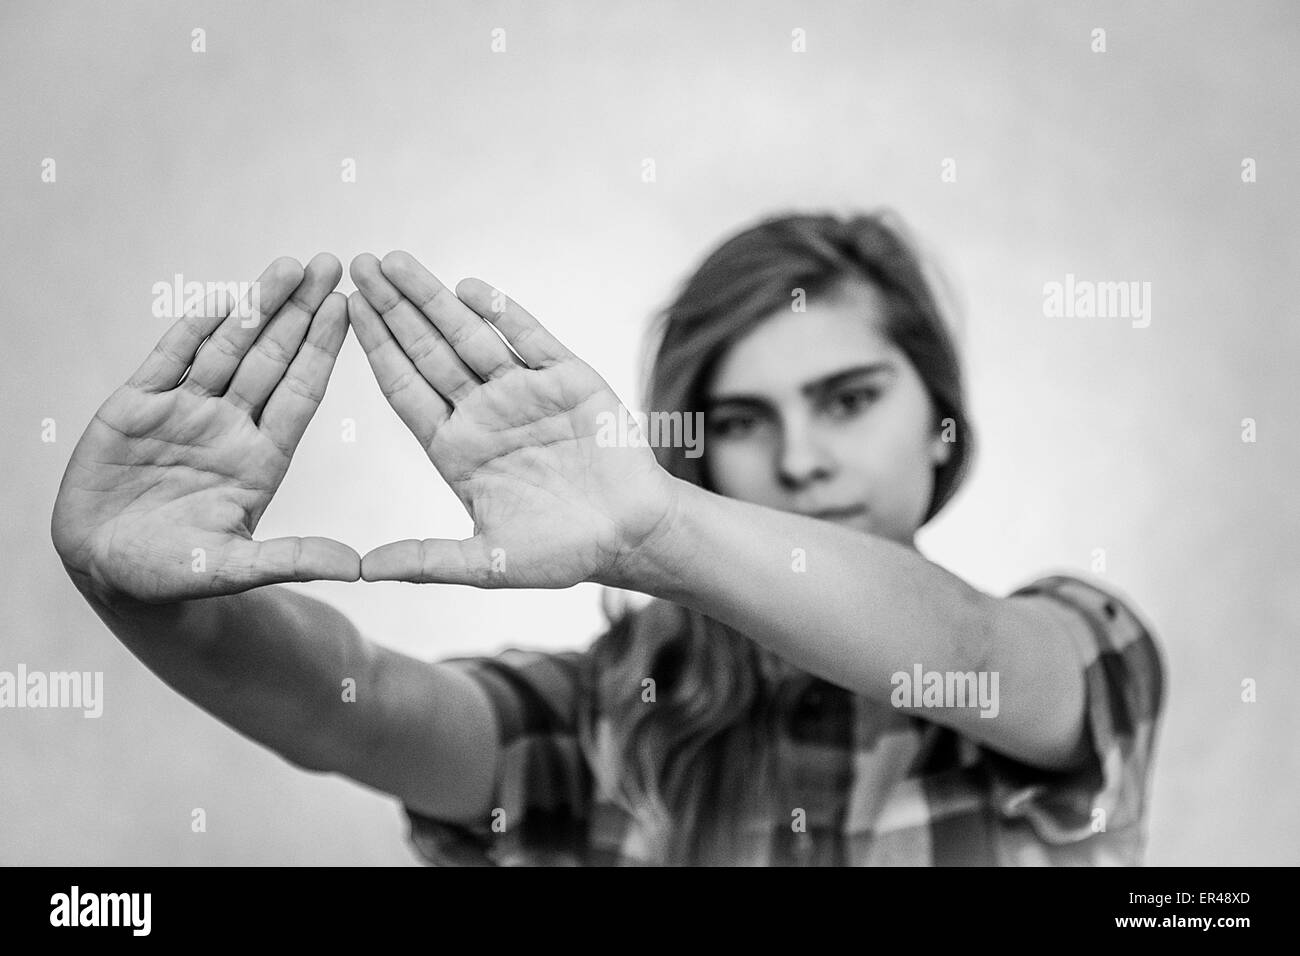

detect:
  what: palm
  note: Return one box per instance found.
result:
[428,361,671,588]
[55,386,291,603]
[52,255,358,605]
[348,252,679,588]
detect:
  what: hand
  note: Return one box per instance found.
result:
[347,251,681,589]
[51,254,360,605]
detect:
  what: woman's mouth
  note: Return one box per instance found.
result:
[805,504,869,523]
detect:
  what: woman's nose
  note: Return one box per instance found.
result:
[776,425,835,489]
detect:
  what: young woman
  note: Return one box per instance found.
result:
[51,211,1164,866]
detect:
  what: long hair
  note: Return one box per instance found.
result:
[584,210,977,864]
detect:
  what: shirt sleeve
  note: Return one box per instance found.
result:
[981,573,1166,857]
[403,647,595,866]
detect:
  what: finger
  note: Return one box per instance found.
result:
[225,253,343,418]
[360,537,495,587]
[346,290,449,450]
[350,253,481,405]
[128,289,235,392]
[259,291,349,457]
[455,277,574,368]
[233,536,362,586]
[380,251,528,381]
[183,257,304,396]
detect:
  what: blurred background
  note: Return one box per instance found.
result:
[1,0,1296,865]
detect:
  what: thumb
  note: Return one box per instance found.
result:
[360,536,500,586]
[237,536,362,586]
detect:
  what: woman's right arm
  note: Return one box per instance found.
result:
[75,584,499,824]
[50,253,497,827]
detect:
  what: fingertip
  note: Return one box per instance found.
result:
[359,549,387,582]
[341,550,363,582]
[380,249,414,276]
[346,289,373,320]
[309,537,362,582]
[454,276,485,300]
[309,251,344,285]
[457,278,503,320]
[349,252,380,285]
[270,255,305,286]
[318,551,362,583]
[321,294,356,349]
[318,291,349,326]
[361,540,419,582]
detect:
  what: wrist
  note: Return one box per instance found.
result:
[597,474,696,600]
[59,555,127,613]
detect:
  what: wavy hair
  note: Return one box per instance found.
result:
[583,210,977,864]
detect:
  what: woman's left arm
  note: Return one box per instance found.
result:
[614,478,1091,773]
[347,252,1089,774]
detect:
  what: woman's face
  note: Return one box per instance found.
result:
[702,279,951,549]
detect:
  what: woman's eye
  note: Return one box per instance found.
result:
[826,387,879,419]
[709,414,760,438]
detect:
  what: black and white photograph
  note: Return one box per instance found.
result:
[2,0,1295,904]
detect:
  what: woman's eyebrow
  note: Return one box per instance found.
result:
[706,362,897,408]
[803,362,897,397]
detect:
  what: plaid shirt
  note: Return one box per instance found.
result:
[405,573,1165,866]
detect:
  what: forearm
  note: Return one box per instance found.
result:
[616,479,1095,768]
[620,479,995,702]
[71,574,499,820]
[74,578,382,774]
